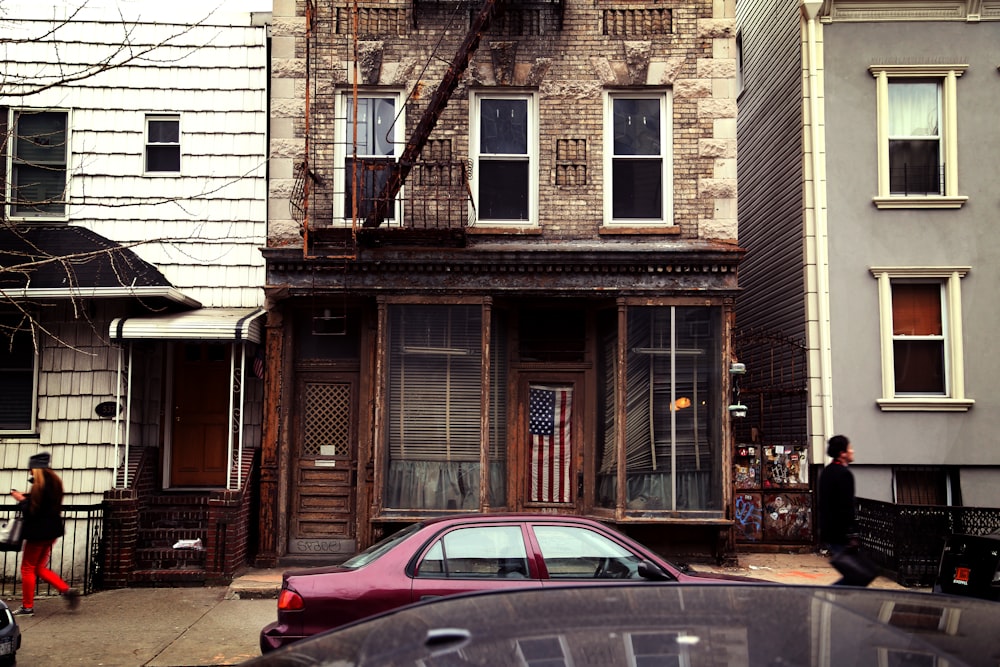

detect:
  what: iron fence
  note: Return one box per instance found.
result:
[0,504,103,597]
[857,497,1000,587]
[889,162,945,196]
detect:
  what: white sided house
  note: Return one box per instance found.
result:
[0,3,269,588]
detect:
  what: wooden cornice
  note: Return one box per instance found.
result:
[262,243,744,297]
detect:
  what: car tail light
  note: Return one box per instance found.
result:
[278,588,304,611]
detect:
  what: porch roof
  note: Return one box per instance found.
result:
[109,307,265,344]
[0,224,199,308]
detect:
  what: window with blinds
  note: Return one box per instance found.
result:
[385,304,484,510]
[0,312,37,432]
[891,282,945,394]
[388,304,482,461]
[871,267,970,411]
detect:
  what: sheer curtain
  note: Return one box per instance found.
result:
[888,82,939,137]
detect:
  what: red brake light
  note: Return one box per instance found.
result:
[277,589,304,611]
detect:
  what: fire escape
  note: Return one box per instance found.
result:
[291,0,564,258]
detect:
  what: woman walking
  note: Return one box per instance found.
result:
[9,452,80,615]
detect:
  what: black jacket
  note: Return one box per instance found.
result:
[818,461,857,546]
[18,491,65,542]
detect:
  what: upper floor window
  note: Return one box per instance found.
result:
[336,92,403,225]
[603,91,672,226]
[0,312,37,433]
[871,267,973,411]
[9,110,68,218]
[870,65,967,209]
[471,92,537,225]
[146,115,180,173]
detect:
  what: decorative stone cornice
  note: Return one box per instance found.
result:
[819,0,1000,22]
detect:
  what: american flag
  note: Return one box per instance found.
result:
[529,385,572,503]
[253,345,265,379]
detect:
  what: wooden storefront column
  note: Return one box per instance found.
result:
[255,305,284,566]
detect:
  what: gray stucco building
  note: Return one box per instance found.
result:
[737,0,1000,530]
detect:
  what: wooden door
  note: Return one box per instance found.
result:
[171,342,229,487]
[516,374,584,512]
[288,374,359,556]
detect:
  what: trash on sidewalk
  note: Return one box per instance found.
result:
[173,538,204,550]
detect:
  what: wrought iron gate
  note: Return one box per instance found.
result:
[731,328,810,545]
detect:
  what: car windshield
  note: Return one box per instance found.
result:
[340,523,421,569]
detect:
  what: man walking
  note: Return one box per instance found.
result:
[818,434,874,586]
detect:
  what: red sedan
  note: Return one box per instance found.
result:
[260,513,754,653]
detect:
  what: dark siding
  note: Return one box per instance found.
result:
[735,0,808,449]
[736,0,806,339]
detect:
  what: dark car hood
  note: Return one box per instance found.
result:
[245,584,997,667]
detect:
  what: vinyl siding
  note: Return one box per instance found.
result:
[0,8,267,503]
[0,12,268,309]
[735,0,806,339]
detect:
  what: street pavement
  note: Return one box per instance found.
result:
[7,552,928,666]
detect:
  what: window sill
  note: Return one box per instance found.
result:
[0,431,40,439]
[7,215,69,223]
[877,398,974,412]
[466,225,541,235]
[599,225,680,235]
[873,195,968,210]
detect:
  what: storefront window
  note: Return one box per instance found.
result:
[385,304,483,510]
[597,306,722,512]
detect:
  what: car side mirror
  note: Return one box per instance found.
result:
[637,560,672,581]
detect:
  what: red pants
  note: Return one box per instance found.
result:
[21,540,69,608]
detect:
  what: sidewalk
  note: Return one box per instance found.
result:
[694,550,921,590]
[8,552,927,666]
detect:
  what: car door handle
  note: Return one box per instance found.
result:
[420,595,443,601]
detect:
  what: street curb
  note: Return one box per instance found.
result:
[226,587,279,600]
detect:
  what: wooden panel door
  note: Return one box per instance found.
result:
[171,342,229,487]
[288,374,358,556]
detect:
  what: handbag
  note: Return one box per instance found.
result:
[0,514,24,552]
[831,548,878,586]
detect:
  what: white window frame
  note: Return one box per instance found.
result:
[7,108,70,220]
[469,91,538,227]
[334,90,404,227]
[145,115,181,174]
[871,267,973,411]
[870,65,967,209]
[603,90,673,227]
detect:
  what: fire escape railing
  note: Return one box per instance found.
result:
[364,0,506,228]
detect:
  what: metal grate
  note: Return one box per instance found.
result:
[303,382,352,457]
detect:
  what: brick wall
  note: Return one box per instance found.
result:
[101,447,260,588]
[269,0,738,245]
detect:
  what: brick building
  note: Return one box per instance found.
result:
[258,0,743,565]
